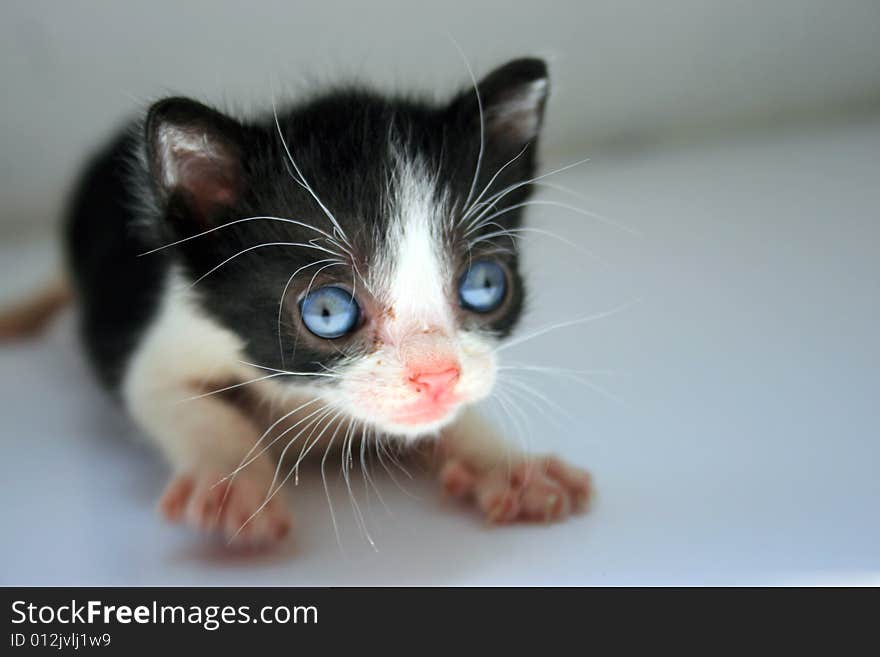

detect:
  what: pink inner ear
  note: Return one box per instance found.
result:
[176,155,240,218]
[158,122,241,220]
[486,78,548,145]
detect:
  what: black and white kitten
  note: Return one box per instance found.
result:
[63,57,591,545]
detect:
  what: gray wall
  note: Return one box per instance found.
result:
[2,0,880,234]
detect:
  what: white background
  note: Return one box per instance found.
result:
[3,0,880,235]
[0,1,878,585]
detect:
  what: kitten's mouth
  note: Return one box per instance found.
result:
[392,395,460,426]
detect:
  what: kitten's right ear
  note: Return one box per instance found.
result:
[145,97,245,225]
[450,57,550,152]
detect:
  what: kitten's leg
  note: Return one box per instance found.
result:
[126,379,294,545]
[117,279,301,545]
[437,408,592,523]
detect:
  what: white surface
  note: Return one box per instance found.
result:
[3,0,880,235]
[1,118,879,585]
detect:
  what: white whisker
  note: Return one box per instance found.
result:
[468,225,602,262]
[137,215,347,258]
[503,365,626,406]
[497,376,576,425]
[464,156,593,230]
[460,143,530,223]
[217,399,328,487]
[374,435,421,500]
[360,426,390,514]
[190,241,341,287]
[341,420,376,550]
[283,260,347,366]
[264,406,337,499]
[229,407,337,544]
[469,199,640,237]
[492,386,531,457]
[214,396,323,523]
[178,371,289,403]
[277,258,345,366]
[499,363,624,376]
[320,412,349,552]
[449,37,485,217]
[497,299,641,353]
[271,99,353,249]
[237,360,341,379]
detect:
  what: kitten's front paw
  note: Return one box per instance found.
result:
[440,456,592,524]
[159,469,292,546]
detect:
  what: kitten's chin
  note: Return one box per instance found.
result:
[371,403,465,440]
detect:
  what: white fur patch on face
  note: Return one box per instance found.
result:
[370,147,453,334]
[321,145,500,439]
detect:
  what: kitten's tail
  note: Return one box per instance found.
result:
[0,272,72,340]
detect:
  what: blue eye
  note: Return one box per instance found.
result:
[458,260,507,313]
[300,286,361,339]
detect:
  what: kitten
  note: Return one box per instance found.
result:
[57,57,591,545]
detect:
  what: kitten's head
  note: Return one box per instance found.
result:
[145,58,549,438]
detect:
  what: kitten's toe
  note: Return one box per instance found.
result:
[159,473,194,522]
[184,472,230,531]
[218,475,292,546]
[470,468,521,523]
[439,455,592,525]
[440,459,477,498]
[519,473,569,521]
[543,456,592,512]
[159,469,292,547]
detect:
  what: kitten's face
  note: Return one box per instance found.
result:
[147,58,548,438]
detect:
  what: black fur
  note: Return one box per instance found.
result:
[65,58,549,391]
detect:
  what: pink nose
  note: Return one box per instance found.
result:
[408,366,461,400]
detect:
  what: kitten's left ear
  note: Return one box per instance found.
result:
[451,57,550,149]
[145,97,245,225]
